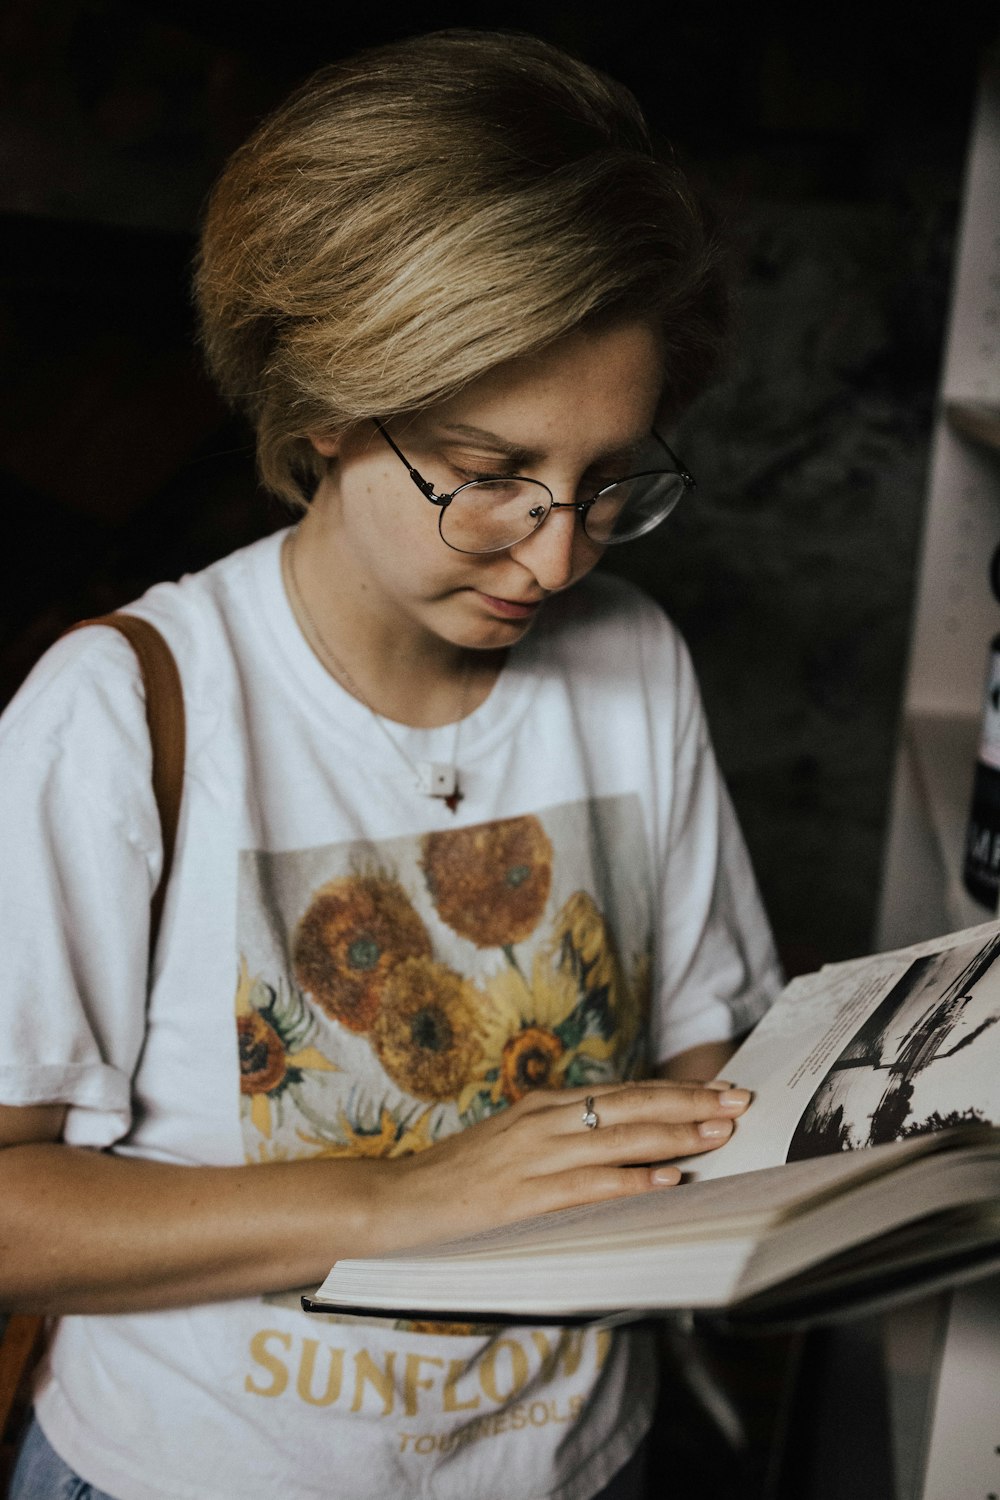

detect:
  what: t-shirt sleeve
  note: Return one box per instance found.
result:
[640,604,783,1066]
[0,628,162,1146]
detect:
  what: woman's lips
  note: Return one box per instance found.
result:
[474,591,544,620]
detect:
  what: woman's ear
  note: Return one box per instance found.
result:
[307,431,340,458]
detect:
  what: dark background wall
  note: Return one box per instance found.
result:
[2,0,998,973]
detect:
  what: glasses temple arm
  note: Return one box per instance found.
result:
[652,429,696,489]
[372,418,443,500]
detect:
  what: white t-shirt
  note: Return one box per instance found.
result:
[0,530,780,1500]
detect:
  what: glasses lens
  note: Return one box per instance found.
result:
[440,478,552,554]
[586,473,688,545]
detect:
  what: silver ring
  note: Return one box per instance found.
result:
[582,1095,599,1130]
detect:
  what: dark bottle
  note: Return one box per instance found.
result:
[963,632,1000,909]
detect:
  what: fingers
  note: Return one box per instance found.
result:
[537,1080,752,1132]
[513,1086,751,1214]
[391,1076,753,1242]
[550,1113,732,1170]
[533,1163,682,1215]
[511,1079,752,1174]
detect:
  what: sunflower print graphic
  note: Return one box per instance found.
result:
[314,1102,436,1158]
[293,873,431,1032]
[235,960,339,1139]
[500,1026,565,1099]
[236,798,653,1179]
[370,957,485,1100]
[420,815,553,949]
[550,890,649,1069]
[457,891,649,1120]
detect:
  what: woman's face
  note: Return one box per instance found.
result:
[308,318,665,656]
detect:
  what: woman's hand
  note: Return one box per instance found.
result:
[375,1079,750,1252]
[0,1080,749,1313]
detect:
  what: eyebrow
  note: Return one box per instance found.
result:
[432,424,535,464]
[433,422,650,468]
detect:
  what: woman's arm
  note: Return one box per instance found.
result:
[657,1038,740,1083]
[0,1077,749,1316]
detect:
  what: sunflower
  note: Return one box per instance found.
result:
[498,1026,565,1100]
[235,959,339,1140]
[548,891,622,997]
[370,957,484,1101]
[238,1010,287,1095]
[295,1104,436,1159]
[420,816,553,949]
[547,892,650,1068]
[293,873,432,1032]
[458,947,615,1114]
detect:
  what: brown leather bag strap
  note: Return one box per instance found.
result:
[0,614,186,1488]
[0,1314,47,1487]
[63,612,186,950]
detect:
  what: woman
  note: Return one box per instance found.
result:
[0,29,780,1500]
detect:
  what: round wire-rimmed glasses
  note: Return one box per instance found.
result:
[372,419,695,554]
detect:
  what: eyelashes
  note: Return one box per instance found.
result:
[449,463,520,484]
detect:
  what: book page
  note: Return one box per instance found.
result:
[679,920,1000,1183]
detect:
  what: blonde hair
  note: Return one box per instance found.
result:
[195,29,729,507]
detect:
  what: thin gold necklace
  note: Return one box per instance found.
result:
[283,529,472,812]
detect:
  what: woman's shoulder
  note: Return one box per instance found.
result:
[0,616,158,848]
[2,614,143,746]
[123,529,286,667]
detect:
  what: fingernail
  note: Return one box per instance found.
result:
[698,1119,733,1139]
[718,1089,750,1110]
[651,1165,681,1185]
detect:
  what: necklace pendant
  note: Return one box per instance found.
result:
[418,762,459,799]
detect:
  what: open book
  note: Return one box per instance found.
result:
[304,919,1000,1324]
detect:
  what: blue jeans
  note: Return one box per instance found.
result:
[10,1414,647,1499]
[8,1417,118,1500]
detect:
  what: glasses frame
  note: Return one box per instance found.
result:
[371,419,695,554]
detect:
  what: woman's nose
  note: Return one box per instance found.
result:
[507,504,594,592]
